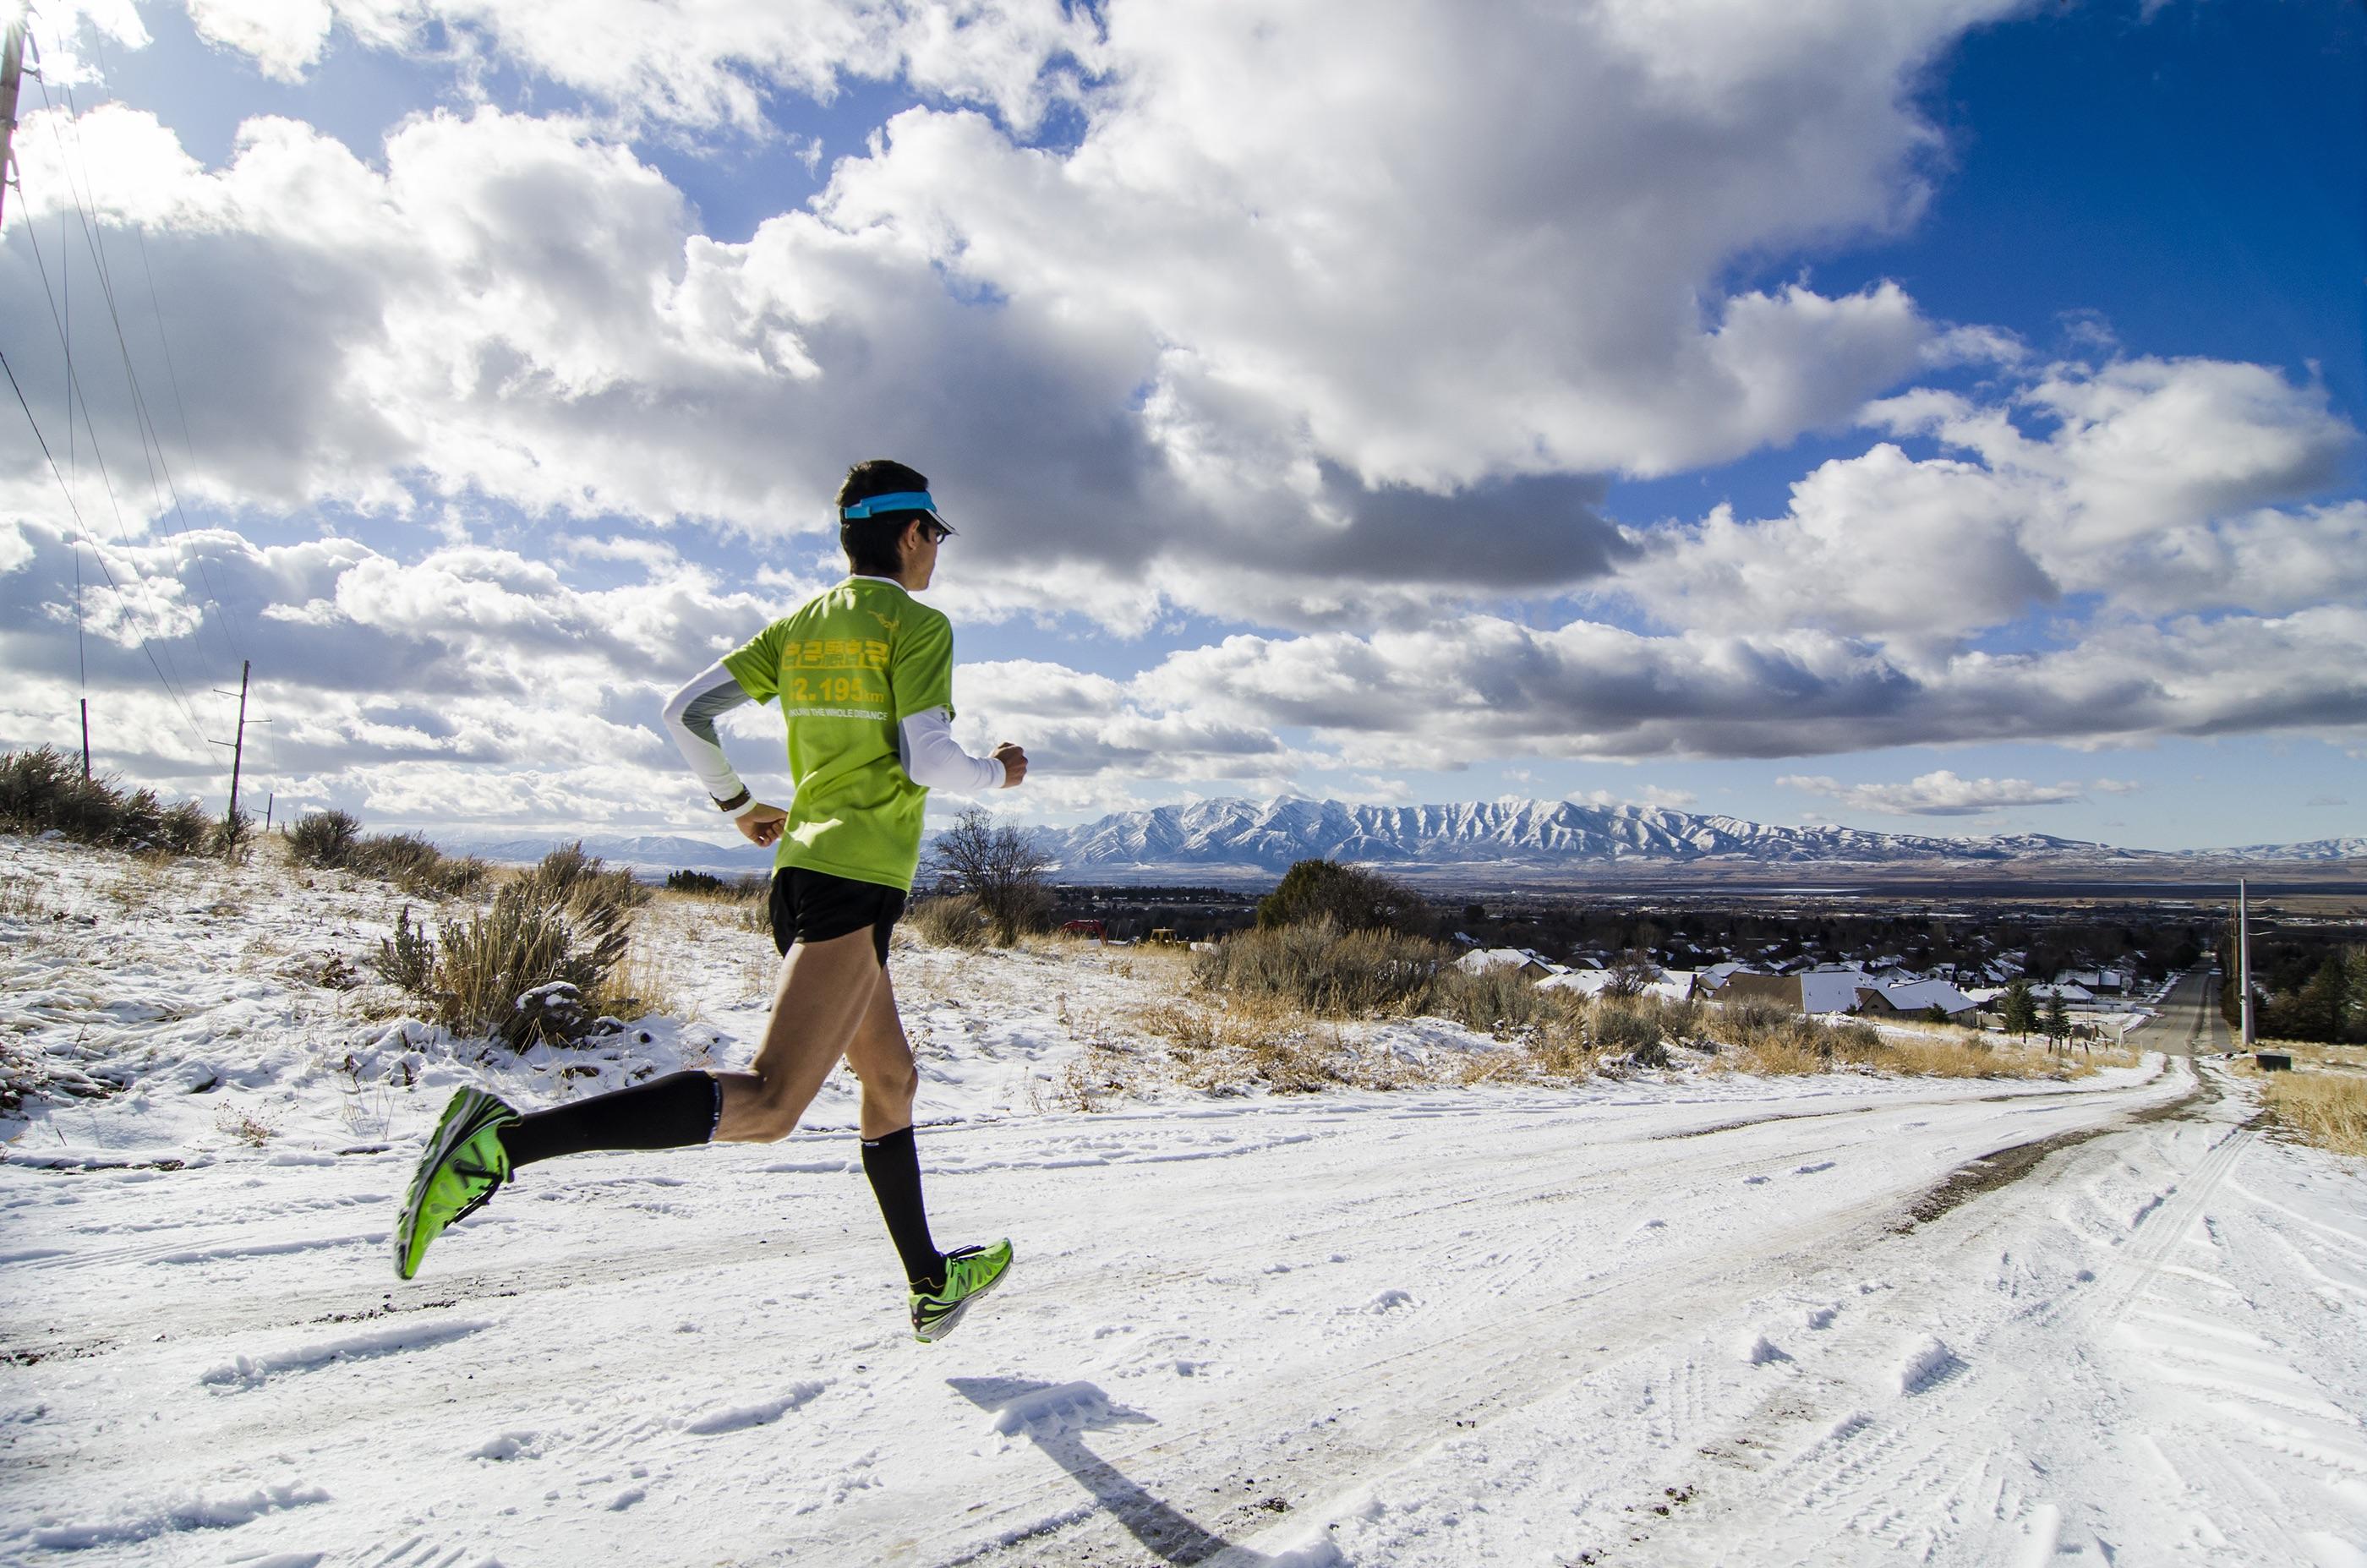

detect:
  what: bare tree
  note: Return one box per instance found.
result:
[1604,948,1663,1000]
[925,807,1053,945]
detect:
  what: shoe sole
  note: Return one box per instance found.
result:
[393,1089,511,1281]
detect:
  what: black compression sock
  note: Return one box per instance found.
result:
[861,1126,943,1292]
[500,1071,721,1169]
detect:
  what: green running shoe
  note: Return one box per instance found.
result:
[394,1086,519,1281]
[910,1239,1014,1343]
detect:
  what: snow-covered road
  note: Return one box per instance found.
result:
[8,963,2364,1566]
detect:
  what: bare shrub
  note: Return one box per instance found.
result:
[0,745,215,854]
[1706,998,1793,1049]
[1424,963,1558,1034]
[214,1105,274,1147]
[519,839,651,915]
[909,891,993,950]
[1825,1019,1885,1064]
[156,800,211,855]
[1647,994,1706,1041]
[1591,999,1668,1066]
[1602,948,1662,1000]
[925,808,1052,944]
[348,831,490,898]
[210,806,255,861]
[287,809,364,867]
[0,746,118,839]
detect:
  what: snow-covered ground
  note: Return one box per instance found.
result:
[3,838,2363,1566]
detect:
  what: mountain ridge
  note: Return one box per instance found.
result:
[431,800,2365,884]
[1033,797,2365,878]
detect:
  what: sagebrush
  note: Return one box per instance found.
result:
[0,746,212,855]
[372,843,648,1049]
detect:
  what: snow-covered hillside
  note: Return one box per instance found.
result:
[3,837,2363,1566]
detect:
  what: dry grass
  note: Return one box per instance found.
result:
[0,872,49,920]
[909,891,993,950]
[1705,1002,2097,1080]
[2256,1070,2367,1159]
[214,1105,275,1147]
[1130,993,1432,1095]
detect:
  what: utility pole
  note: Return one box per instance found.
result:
[79,697,89,778]
[210,660,251,822]
[0,18,24,232]
[227,659,249,821]
[2237,877,2254,1049]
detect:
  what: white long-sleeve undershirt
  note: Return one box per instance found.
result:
[659,660,1005,812]
[897,708,1008,793]
[661,661,757,815]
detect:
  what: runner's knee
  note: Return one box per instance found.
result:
[861,1059,918,1109]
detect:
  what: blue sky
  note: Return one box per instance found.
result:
[0,0,2359,852]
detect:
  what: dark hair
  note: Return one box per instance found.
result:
[838,458,931,577]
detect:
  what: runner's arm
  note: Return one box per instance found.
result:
[661,661,762,817]
[898,707,1008,792]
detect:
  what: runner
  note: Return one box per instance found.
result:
[392,459,1026,1343]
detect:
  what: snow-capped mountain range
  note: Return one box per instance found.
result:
[438,800,2364,884]
[1030,797,2365,880]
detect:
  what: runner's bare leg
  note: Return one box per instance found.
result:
[842,971,919,1139]
[713,926,883,1143]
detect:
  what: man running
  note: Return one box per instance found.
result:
[393,459,1025,1343]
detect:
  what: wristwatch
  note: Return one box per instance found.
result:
[713,788,752,813]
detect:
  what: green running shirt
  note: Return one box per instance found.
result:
[722,576,956,892]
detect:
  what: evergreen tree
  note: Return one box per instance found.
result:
[2284,955,2351,1044]
[2042,990,2072,1046]
[1255,859,1427,935]
[1999,979,2038,1039]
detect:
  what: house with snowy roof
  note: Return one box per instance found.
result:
[1853,980,1982,1023]
[1457,948,1559,981]
[1716,970,1869,1016]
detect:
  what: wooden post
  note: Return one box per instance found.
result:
[79,697,90,778]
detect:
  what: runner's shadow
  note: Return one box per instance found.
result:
[949,1377,1272,1566]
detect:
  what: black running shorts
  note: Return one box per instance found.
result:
[768,867,905,966]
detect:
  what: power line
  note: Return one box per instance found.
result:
[0,343,210,751]
[16,210,213,735]
[34,65,246,678]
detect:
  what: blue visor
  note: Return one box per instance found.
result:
[840,490,938,520]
